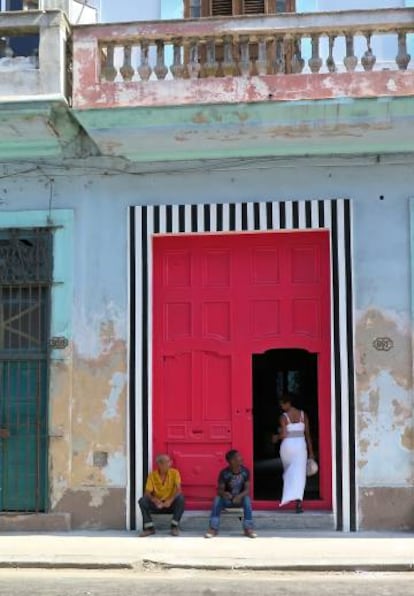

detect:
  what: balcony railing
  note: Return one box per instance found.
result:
[72,8,414,109]
[0,10,70,102]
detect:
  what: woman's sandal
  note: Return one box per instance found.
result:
[295,500,304,514]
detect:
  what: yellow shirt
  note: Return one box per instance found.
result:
[145,468,181,501]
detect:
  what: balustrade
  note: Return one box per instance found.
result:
[0,11,69,100]
[97,10,414,83]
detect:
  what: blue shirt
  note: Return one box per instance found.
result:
[218,465,250,496]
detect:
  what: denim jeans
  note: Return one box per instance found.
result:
[138,494,185,529]
[209,495,254,530]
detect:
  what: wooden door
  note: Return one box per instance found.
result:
[153,231,331,509]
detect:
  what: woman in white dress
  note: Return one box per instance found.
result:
[277,394,314,513]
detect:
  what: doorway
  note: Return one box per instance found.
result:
[0,228,51,512]
[152,229,331,509]
[252,348,320,503]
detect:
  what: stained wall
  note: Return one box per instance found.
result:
[1,153,413,528]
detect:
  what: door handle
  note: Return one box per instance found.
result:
[192,429,203,434]
[0,428,10,439]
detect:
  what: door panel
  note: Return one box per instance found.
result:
[153,231,331,509]
[0,360,47,511]
[0,229,51,512]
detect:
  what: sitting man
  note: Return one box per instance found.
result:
[205,449,257,539]
[138,454,185,537]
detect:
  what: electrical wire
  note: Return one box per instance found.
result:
[0,153,414,181]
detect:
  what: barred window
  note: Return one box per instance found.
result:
[243,0,265,14]
[211,0,232,16]
[183,0,295,18]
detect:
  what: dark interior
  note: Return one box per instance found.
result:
[252,348,320,502]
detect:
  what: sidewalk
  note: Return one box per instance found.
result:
[0,530,413,571]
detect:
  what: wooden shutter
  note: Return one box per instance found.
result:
[211,0,233,15]
[243,0,265,13]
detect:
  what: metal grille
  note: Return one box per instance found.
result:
[0,228,52,512]
[211,0,232,16]
[243,0,265,14]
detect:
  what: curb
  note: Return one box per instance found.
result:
[142,559,414,573]
[0,561,135,570]
[0,558,413,572]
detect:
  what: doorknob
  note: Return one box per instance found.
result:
[0,428,9,439]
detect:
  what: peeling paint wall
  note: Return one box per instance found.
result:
[354,190,414,529]
[1,152,414,529]
[356,309,413,484]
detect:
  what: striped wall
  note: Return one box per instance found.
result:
[129,198,356,531]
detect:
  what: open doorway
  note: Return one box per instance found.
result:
[252,349,320,502]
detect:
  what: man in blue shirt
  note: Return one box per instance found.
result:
[205,449,257,538]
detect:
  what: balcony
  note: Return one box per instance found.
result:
[0,10,69,102]
[0,10,86,160]
[72,8,414,110]
[70,8,414,163]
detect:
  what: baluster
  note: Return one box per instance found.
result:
[256,37,268,76]
[308,34,322,74]
[273,36,285,74]
[137,40,152,81]
[239,35,251,77]
[120,44,134,81]
[222,36,236,77]
[344,34,358,72]
[326,35,336,73]
[154,40,168,80]
[101,43,117,82]
[30,47,39,68]
[187,38,201,79]
[291,37,304,74]
[205,37,218,78]
[396,32,411,71]
[170,40,185,79]
[0,37,14,59]
[361,32,376,72]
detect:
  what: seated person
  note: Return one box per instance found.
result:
[138,454,184,537]
[205,449,257,539]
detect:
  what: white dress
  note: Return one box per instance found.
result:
[279,411,307,506]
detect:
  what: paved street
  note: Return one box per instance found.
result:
[0,569,413,595]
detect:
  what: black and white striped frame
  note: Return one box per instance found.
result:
[128,199,356,532]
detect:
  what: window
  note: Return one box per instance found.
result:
[211,0,232,15]
[184,0,295,18]
[189,0,201,17]
[243,0,265,14]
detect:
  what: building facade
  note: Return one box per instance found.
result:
[0,1,413,532]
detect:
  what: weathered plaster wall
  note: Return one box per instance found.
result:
[1,152,413,529]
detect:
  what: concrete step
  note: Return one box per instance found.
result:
[0,513,71,532]
[153,510,335,532]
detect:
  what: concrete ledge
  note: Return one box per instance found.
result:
[152,510,335,532]
[0,513,71,532]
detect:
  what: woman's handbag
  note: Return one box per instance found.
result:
[306,458,319,477]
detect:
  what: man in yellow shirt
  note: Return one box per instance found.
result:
[138,454,185,537]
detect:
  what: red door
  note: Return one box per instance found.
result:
[153,231,331,509]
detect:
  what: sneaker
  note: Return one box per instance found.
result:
[204,527,218,538]
[170,526,180,537]
[139,527,155,537]
[244,528,257,539]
